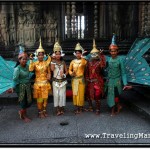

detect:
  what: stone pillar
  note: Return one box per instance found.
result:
[140,2,150,36]
[146,2,150,36]
[71,2,76,38]
[94,2,98,38]
[0,3,8,46]
[99,2,106,38]
[66,2,71,38]
[83,2,88,38]
[111,3,121,40]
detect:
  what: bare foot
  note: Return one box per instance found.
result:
[43,111,48,117]
[74,110,80,114]
[18,111,24,119]
[95,110,100,115]
[111,112,116,117]
[116,105,122,114]
[23,117,31,123]
[60,111,64,115]
[57,111,61,116]
[39,112,45,118]
[85,107,93,112]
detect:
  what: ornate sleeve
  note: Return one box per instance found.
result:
[12,67,20,88]
[47,64,51,80]
[69,61,73,76]
[46,55,51,66]
[29,60,35,72]
[100,54,106,68]
[85,61,89,80]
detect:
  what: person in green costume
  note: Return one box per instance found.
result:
[105,34,132,116]
[11,46,32,122]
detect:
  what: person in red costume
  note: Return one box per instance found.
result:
[85,39,106,115]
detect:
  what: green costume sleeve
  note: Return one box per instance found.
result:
[84,53,91,60]
[12,67,20,88]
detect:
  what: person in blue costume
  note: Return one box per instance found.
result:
[105,34,132,116]
[11,46,33,122]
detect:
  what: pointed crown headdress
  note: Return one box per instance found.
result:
[75,43,84,54]
[52,41,65,57]
[18,45,27,59]
[109,33,118,50]
[53,41,62,52]
[90,39,99,53]
[36,37,45,54]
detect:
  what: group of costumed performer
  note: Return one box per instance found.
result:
[2,33,149,121]
[51,42,68,116]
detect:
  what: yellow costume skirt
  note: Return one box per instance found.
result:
[72,78,85,106]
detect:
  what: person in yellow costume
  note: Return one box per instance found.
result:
[29,38,51,118]
[69,43,87,114]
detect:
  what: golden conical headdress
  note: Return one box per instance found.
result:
[53,42,62,52]
[90,39,99,53]
[75,43,84,51]
[36,37,45,54]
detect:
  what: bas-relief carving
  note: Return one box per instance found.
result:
[0,4,58,47]
[9,17,15,44]
[17,13,26,44]
[0,17,8,45]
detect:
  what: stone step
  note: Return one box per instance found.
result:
[120,86,150,122]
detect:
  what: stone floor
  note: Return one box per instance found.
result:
[0,98,150,146]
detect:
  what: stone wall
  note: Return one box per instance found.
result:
[0,2,60,47]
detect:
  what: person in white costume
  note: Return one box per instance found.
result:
[51,42,68,116]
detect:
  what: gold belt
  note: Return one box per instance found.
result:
[52,78,66,83]
[35,80,48,84]
[73,76,83,79]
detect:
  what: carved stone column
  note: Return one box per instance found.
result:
[71,2,76,38]
[83,2,88,38]
[140,2,150,36]
[94,2,98,38]
[66,2,71,38]
[0,3,8,46]
[147,2,150,36]
[99,2,106,38]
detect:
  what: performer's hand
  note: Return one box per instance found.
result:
[99,49,104,53]
[51,53,56,59]
[7,88,13,93]
[82,50,87,56]
[47,74,51,81]
[86,78,90,82]
[123,85,132,90]
[51,63,55,71]
[60,70,64,78]
[29,54,33,60]
[72,71,76,77]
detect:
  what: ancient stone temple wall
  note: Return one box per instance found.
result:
[139,2,150,37]
[0,2,60,48]
[0,1,149,50]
